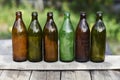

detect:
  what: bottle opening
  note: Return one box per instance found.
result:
[16,11,22,16]
[32,12,38,17]
[64,12,70,17]
[80,11,86,18]
[97,11,103,17]
[47,12,53,17]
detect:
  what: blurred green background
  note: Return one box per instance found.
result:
[0,0,120,54]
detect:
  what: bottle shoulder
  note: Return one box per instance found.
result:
[92,20,106,33]
[28,20,42,33]
[12,19,27,33]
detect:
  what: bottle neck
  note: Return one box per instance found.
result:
[16,11,22,20]
[47,16,53,21]
[96,16,103,21]
[32,16,38,21]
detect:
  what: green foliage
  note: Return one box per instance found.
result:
[0,0,119,43]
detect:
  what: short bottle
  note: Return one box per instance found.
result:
[28,12,42,62]
[75,12,90,62]
[59,12,74,62]
[12,11,27,62]
[43,12,58,62]
[90,11,106,62]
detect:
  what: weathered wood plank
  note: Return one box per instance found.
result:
[0,55,120,70]
[61,71,76,80]
[0,70,19,80]
[30,71,46,80]
[46,71,60,80]
[91,70,120,80]
[0,40,12,55]
[61,71,91,80]
[17,71,31,80]
[75,71,91,80]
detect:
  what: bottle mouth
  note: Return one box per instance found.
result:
[64,12,70,17]
[80,11,86,16]
[16,11,22,16]
[32,12,38,16]
[97,11,103,17]
[47,12,53,17]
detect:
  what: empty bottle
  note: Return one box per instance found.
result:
[43,12,58,62]
[28,12,42,62]
[12,11,27,62]
[90,11,106,62]
[75,12,90,62]
[59,12,74,62]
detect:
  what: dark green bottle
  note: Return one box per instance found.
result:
[59,12,74,62]
[90,11,106,62]
[28,12,42,62]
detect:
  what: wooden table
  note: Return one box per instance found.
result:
[0,40,120,80]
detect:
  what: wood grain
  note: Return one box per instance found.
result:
[30,71,46,80]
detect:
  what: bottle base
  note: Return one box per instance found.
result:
[13,59,27,62]
[28,59,42,62]
[75,58,89,62]
[60,59,74,62]
[44,59,58,62]
[90,59,104,63]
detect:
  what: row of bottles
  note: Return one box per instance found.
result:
[12,11,106,63]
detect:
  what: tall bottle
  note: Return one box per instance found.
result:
[28,12,42,62]
[43,12,58,62]
[12,11,27,62]
[75,12,90,62]
[90,11,106,62]
[59,12,74,62]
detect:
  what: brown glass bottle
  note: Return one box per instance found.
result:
[43,12,58,62]
[12,11,27,62]
[75,12,90,62]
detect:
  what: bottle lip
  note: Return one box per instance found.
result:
[47,12,53,16]
[16,11,22,16]
[80,11,86,17]
[32,11,38,16]
[96,11,103,17]
[64,12,70,17]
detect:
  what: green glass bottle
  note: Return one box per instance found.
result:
[59,12,74,62]
[90,11,106,62]
[28,12,42,62]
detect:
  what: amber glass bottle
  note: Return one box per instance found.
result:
[90,11,106,62]
[43,12,58,62]
[12,11,27,62]
[59,12,74,62]
[28,12,42,62]
[75,12,90,62]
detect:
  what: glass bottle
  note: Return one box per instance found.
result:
[43,12,58,62]
[12,11,27,62]
[28,12,42,62]
[59,12,74,62]
[90,11,106,62]
[75,12,90,62]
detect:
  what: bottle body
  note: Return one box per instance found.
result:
[59,12,74,62]
[90,11,106,62]
[43,12,58,62]
[12,11,27,62]
[75,12,90,62]
[28,12,42,62]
